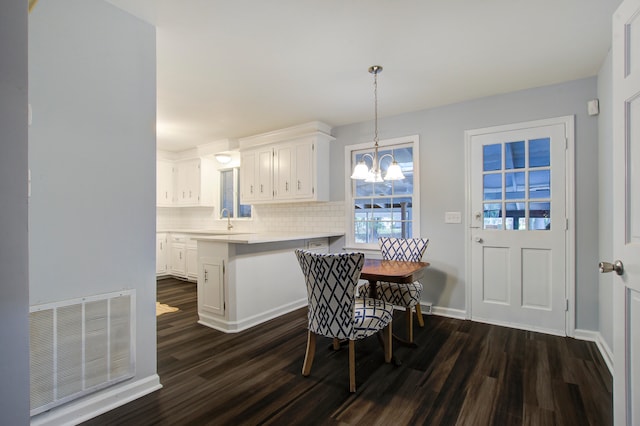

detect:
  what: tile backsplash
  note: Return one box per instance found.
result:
[157,201,345,234]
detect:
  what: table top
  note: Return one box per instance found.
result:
[360,259,429,283]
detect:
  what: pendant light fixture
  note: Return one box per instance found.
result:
[350,65,405,182]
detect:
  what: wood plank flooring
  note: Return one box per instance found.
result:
[83,278,612,425]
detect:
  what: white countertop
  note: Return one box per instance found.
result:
[157,229,343,244]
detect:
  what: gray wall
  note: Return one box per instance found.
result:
[597,51,614,350]
[0,0,30,423]
[29,0,157,419]
[331,78,601,330]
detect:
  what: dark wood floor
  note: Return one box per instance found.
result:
[83,278,612,425]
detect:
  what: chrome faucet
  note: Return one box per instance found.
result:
[220,208,233,231]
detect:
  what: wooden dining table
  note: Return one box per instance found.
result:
[360,258,430,299]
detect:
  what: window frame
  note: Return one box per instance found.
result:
[344,135,420,251]
[219,167,251,219]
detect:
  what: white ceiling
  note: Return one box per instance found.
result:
[105,0,622,152]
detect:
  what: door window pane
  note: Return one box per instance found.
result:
[505,172,525,200]
[529,170,550,199]
[529,137,550,167]
[505,202,526,230]
[529,202,551,230]
[483,144,501,171]
[483,173,502,200]
[483,203,503,230]
[505,141,525,169]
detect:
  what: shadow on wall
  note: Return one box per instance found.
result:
[421,266,458,309]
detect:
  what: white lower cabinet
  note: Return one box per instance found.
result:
[169,234,186,276]
[158,232,202,282]
[156,233,168,275]
[186,239,198,280]
[198,257,225,317]
[170,243,186,276]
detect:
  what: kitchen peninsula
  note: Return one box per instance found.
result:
[193,232,343,333]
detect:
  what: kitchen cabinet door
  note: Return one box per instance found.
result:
[256,148,273,201]
[175,158,216,206]
[240,150,257,203]
[157,160,174,206]
[186,240,198,280]
[240,147,273,203]
[198,257,225,316]
[156,233,168,275]
[274,144,293,200]
[293,140,314,199]
[170,242,186,276]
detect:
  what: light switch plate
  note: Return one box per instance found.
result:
[445,211,462,224]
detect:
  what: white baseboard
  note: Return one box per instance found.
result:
[30,374,162,426]
[574,329,614,375]
[199,298,307,333]
[425,304,466,320]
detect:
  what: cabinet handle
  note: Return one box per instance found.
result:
[204,270,208,282]
[260,184,263,193]
[180,252,182,260]
[160,242,163,250]
[250,184,254,194]
[297,180,301,190]
[285,181,289,191]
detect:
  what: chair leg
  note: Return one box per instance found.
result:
[332,337,341,350]
[415,304,425,327]
[405,308,414,344]
[383,323,393,363]
[348,340,356,393]
[302,331,316,376]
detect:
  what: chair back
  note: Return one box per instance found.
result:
[295,250,364,340]
[378,237,429,262]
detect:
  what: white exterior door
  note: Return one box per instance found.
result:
[611,0,640,423]
[468,117,571,335]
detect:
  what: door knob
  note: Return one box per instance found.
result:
[474,236,483,243]
[599,260,624,275]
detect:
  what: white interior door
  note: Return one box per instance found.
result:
[610,0,640,423]
[468,118,571,335]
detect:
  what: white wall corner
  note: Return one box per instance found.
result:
[574,329,614,375]
[429,305,467,320]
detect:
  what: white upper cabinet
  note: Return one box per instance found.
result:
[159,157,216,207]
[156,160,174,206]
[274,144,293,199]
[239,122,333,205]
[241,147,273,203]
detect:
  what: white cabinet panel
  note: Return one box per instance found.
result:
[160,157,216,207]
[156,160,174,206]
[156,233,168,275]
[198,257,225,317]
[239,134,330,204]
[186,240,198,280]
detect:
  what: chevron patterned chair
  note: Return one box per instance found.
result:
[295,249,394,392]
[361,237,429,344]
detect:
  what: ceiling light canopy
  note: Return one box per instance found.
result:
[350,66,404,183]
[214,153,232,164]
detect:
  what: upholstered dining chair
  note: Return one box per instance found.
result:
[361,237,429,344]
[295,249,394,392]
